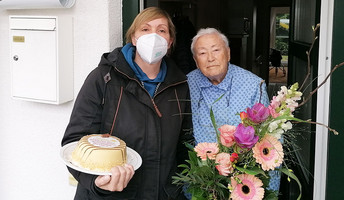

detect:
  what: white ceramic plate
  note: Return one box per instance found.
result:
[60,142,142,175]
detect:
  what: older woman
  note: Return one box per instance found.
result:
[62,7,192,200]
[187,28,280,195]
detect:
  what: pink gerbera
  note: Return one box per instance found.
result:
[252,135,284,171]
[230,174,264,200]
[194,142,219,160]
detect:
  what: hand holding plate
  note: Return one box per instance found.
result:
[95,164,135,192]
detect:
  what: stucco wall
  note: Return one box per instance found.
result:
[0,1,122,199]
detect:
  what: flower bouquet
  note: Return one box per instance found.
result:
[173,83,306,200]
[172,24,342,200]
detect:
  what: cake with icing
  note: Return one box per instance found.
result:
[71,134,127,172]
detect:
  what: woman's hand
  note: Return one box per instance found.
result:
[95,164,135,192]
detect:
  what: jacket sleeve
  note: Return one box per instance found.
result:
[176,87,194,167]
[61,67,106,194]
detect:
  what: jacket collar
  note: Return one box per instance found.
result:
[103,47,187,88]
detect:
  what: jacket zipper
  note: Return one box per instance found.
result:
[153,80,187,97]
[152,100,162,117]
[142,81,163,117]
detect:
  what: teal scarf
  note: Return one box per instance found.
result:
[121,43,167,97]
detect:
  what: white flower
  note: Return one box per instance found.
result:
[279,86,288,95]
[291,96,301,101]
[276,86,288,102]
[281,121,292,131]
[295,91,302,97]
[268,121,279,132]
[286,99,298,112]
[275,95,284,102]
[269,129,284,139]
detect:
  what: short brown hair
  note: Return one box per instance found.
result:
[125,7,175,46]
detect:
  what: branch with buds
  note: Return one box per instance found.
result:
[298,23,344,108]
[293,23,343,135]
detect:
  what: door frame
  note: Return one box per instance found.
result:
[314,0,334,199]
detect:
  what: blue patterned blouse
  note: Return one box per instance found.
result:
[187,63,280,192]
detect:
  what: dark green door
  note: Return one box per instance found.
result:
[279,0,320,199]
[122,0,140,45]
[326,0,344,199]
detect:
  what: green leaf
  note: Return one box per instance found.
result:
[210,93,226,143]
[210,108,218,134]
[189,187,208,200]
[280,168,302,200]
[213,93,226,104]
[178,164,189,169]
[181,168,189,174]
[274,115,308,123]
[189,150,199,165]
[185,142,195,150]
[263,191,279,200]
[215,181,228,190]
[235,166,268,177]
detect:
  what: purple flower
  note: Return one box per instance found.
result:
[234,123,259,149]
[247,103,270,123]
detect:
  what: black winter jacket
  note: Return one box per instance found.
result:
[61,47,193,200]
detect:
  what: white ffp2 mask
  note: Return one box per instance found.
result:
[136,33,168,64]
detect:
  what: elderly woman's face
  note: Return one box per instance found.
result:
[132,17,172,48]
[193,33,230,85]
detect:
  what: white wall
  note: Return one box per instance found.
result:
[0,1,122,199]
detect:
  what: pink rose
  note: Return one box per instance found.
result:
[218,124,236,147]
[215,152,233,176]
[268,105,280,118]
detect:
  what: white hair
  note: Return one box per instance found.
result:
[190,27,229,55]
